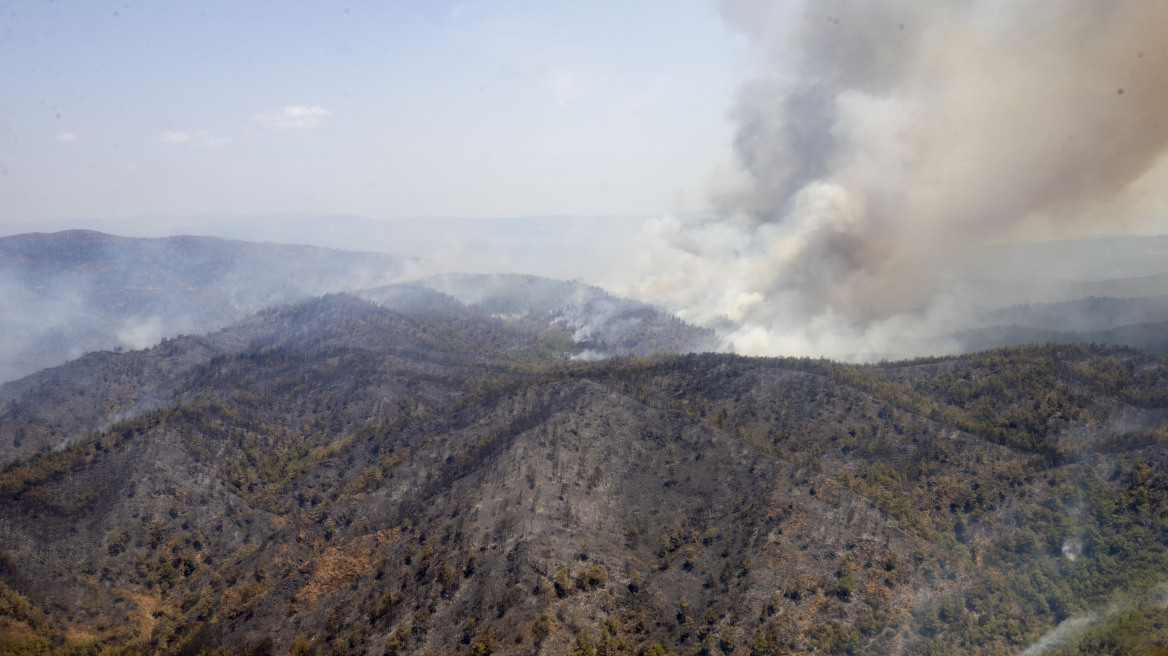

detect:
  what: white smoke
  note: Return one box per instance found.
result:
[1018,599,1130,656]
[1018,613,1098,656]
[117,316,167,351]
[606,0,1168,359]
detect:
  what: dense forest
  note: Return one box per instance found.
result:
[0,292,1166,655]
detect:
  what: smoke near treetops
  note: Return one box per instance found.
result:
[605,0,1168,360]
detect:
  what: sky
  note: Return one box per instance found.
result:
[0,0,747,223]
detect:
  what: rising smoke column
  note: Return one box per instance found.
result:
[614,0,1168,359]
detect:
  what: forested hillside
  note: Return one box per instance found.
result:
[0,294,1166,655]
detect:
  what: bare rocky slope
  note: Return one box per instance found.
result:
[0,294,1166,655]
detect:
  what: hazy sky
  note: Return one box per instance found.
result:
[0,0,748,224]
[6,0,1167,362]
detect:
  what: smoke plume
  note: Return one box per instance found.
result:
[610,0,1168,359]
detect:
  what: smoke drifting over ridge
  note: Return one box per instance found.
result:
[609,0,1168,359]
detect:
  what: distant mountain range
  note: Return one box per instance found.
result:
[0,230,716,383]
[0,213,655,283]
[0,230,404,382]
[4,218,1167,361]
[927,234,1168,355]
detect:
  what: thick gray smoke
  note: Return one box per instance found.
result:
[606,0,1168,359]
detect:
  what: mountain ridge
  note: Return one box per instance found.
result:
[0,231,718,384]
[0,294,1166,655]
